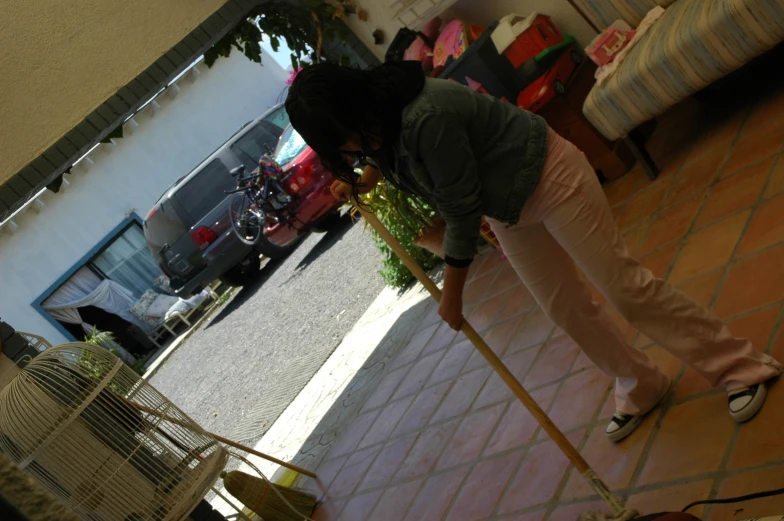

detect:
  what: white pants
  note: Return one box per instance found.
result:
[487,131,782,415]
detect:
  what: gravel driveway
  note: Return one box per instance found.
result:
[150,216,385,446]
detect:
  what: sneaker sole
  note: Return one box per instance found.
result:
[730,382,768,423]
[606,415,643,443]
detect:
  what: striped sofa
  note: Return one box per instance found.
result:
[577,0,784,144]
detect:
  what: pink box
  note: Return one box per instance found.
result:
[586,26,635,67]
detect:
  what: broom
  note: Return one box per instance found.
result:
[221,469,317,520]
[352,197,634,518]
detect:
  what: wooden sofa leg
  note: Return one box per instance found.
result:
[624,129,660,180]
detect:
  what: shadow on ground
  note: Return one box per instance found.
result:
[205,214,363,329]
[274,295,437,479]
[281,214,358,286]
[204,257,286,329]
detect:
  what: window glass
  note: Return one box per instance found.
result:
[92,224,160,297]
[264,105,290,129]
[173,159,235,224]
[273,126,308,166]
[231,121,285,171]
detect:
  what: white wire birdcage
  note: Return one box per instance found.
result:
[0,342,228,521]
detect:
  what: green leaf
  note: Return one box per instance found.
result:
[271,36,280,52]
[203,47,220,68]
[291,54,300,71]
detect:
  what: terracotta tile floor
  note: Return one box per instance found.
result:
[309,87,784,520]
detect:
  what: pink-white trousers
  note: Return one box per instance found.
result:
[487,131,782,415]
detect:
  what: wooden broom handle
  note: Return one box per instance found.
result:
[353,199,624,514]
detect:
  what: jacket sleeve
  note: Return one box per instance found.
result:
[414,111,482,263]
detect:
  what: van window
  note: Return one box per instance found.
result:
[264,105,290,129]
[143,199,187,257]
[231,121,285,171]
[172,159,235,224]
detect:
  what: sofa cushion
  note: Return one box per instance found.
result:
[571,0,677,31]
[583,0,784,140]
[129,289,158,318]
[145,294,180,318]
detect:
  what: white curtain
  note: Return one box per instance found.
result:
[42,268,151,333]
[42,267,101,325]
[92,225,160,297]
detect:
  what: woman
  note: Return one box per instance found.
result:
[285,61,782,442]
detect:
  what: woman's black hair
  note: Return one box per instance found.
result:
[285,61,425,197]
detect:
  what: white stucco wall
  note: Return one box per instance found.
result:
[345,0,597,60]
[0,52,287,344]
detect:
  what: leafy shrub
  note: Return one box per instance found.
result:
[361,182,442,288]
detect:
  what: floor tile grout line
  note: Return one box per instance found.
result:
[614,135,694,209]
[332,455,784,512]
[388,319,442,373]
[608,99,753,212]
[440,442,535,521]
[762,303,784,357]
[624,384,677,494]
[342,398,428,497]
[433,398,512,518]
[312,305,441,499]
[548,381,616,514]
[496,336,598,520]
[703,420,744,519]
[370,311,444,405]
[523,457,784,521]
[706,149,784,314]
[621,125,776,258]
[388,344,451,404]
[655,139,741,283]
[332,285,784,469]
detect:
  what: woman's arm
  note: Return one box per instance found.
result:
[413,112,483,330]
[441,264,470,330]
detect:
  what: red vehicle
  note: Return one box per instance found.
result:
[236,124,343,250]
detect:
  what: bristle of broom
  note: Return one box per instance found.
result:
[224,470,317,521]
[578,509,639,521]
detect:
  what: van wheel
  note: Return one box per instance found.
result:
[219,262,260,287]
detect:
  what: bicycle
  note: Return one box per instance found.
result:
[225,156,298,247]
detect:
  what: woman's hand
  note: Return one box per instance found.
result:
[330,180,353,201]
[439,289,464,331]
[330,165,383,201]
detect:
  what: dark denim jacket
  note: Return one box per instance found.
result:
[389,78,549,262]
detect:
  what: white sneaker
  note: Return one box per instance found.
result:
[728,382,768,423]
[605,413,643,442]
[606,377,672,443]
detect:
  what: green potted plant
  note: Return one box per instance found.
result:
[359,181,444,288]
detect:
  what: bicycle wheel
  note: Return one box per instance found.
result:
[229,192,263,246]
